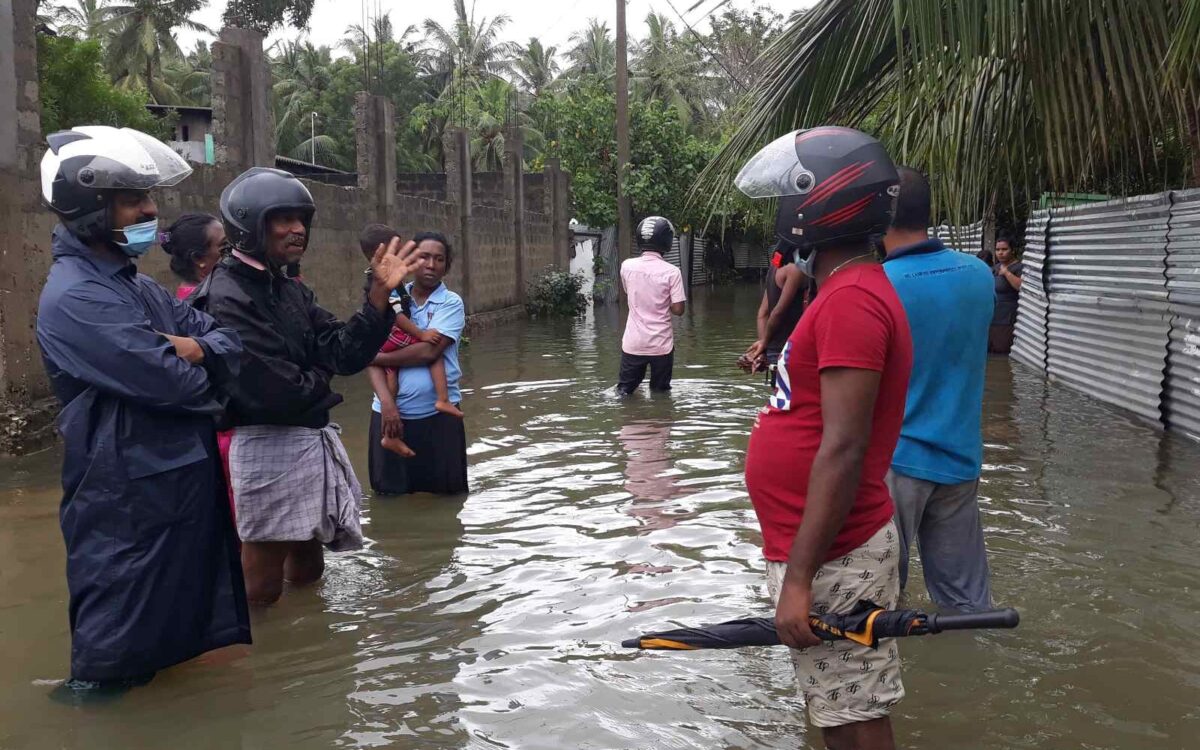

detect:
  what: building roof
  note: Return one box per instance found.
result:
[145,104,214,119]
[274,154,353,176]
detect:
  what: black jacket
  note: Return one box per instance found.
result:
[193,255,394,429]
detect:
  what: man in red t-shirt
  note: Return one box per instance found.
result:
[736,127,912,748]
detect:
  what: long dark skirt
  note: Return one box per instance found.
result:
[368,410,469,496]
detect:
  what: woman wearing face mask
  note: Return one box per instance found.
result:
[161,212,225,300]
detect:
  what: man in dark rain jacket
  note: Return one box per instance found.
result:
[35,126,250,698]
[192,167,415,607]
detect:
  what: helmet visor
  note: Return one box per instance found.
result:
[734,130,814,199]
[72,127,193,190]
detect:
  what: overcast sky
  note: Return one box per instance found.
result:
[179,0,817,56]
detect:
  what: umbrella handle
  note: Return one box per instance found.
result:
[923,608,1020,634]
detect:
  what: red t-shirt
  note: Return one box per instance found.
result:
[745,263,912,563]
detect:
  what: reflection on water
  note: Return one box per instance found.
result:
[2,285,1200,749]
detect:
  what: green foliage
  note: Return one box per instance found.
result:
[532,79,715,230]
[700,0,1200,228]
[525,269,588,317]
[223,0,316,33]
[38,34,167,137]
[104,0,210,104]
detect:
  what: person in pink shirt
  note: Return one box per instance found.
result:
[161,212,236,519]
[618,216,686,394]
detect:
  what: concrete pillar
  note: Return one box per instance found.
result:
[211,27,274,171]
[355,92,397,222]
[443,127,474,313]
[544,159,571,270]
[0,0,58,453]
[503,126,526,302]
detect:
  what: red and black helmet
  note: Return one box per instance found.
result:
[735,127,899,251]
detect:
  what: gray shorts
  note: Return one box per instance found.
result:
[765,521,905,728]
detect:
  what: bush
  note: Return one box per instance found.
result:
[38,35,168,138]
[526,269,588,318]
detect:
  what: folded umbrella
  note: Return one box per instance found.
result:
[623,600,1019,651]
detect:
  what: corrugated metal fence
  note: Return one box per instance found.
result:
[931,221,985,255]
[1014,190,1200,441]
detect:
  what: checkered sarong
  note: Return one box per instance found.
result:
[230,423,364,551]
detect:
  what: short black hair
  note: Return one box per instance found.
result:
[161,212,221,283]
[892,166,932,231]
[359,222,400,260]
[412,230,453,268]
[995,234,1015,246]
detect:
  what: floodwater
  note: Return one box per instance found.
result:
[2,284,1200,749]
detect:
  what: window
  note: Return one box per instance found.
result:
[181,125,190,141]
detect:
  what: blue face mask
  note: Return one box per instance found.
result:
[113,218,159,257]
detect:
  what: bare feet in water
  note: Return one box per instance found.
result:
[381,436,416,457]
[435,400,464,418]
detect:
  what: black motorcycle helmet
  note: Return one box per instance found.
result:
[736,127,899,254]
[219,167,316,259]
[41,126,192,243]
[636,215,675,253]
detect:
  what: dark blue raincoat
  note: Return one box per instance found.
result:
[36,225,251,682]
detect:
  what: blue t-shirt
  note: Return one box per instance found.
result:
[883,240,994,484]
[371,282,465,419]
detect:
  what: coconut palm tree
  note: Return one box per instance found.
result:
[699,0,1200,224]
[564,19,615,83]
[632,13,710,127]
[464,78,544,171]
[51,0,112,40]
[160,41,210,106]
[513,37,559,98]
[270,40,337,162]
[420,0,518,95]
[104,0,211,104]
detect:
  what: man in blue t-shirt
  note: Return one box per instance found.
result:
[882,167,995,612]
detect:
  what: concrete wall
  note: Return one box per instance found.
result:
[0,20,571,454]
[395,173,448,202]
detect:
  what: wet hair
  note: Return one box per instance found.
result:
[891,166,932,231]
[161,212,221,283]
[359,222,400,261]
[412,230,453,269]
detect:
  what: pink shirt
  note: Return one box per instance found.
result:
[620,251,686,356]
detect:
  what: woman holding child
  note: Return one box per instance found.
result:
[366,229,470,497]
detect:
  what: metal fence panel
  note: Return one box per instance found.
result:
[663,235,683,270]
[931,221,985,255]
[1013,210,1051,371]
[1045,194,1171,423]
[733,241,770,269]
[692,237,710,285]
[1165,189,1200,439]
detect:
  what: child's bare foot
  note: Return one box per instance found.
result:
[381,436,416,457]
[435,400,464,418]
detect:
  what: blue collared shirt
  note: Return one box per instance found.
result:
[371,281,465,419]
[883,239,994,484]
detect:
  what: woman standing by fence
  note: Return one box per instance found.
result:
[989,237,1023,354]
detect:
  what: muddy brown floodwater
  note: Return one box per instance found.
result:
[2,285,1199,749]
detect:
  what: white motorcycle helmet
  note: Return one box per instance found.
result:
[40,126,192,243]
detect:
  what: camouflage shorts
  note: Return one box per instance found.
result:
[765,521,905,728]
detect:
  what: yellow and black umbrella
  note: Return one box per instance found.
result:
[623,600,1019,651]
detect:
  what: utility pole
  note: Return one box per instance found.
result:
[310,112,318,165]
[615,0,632,259]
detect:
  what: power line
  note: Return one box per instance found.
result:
[659,0,748,92]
